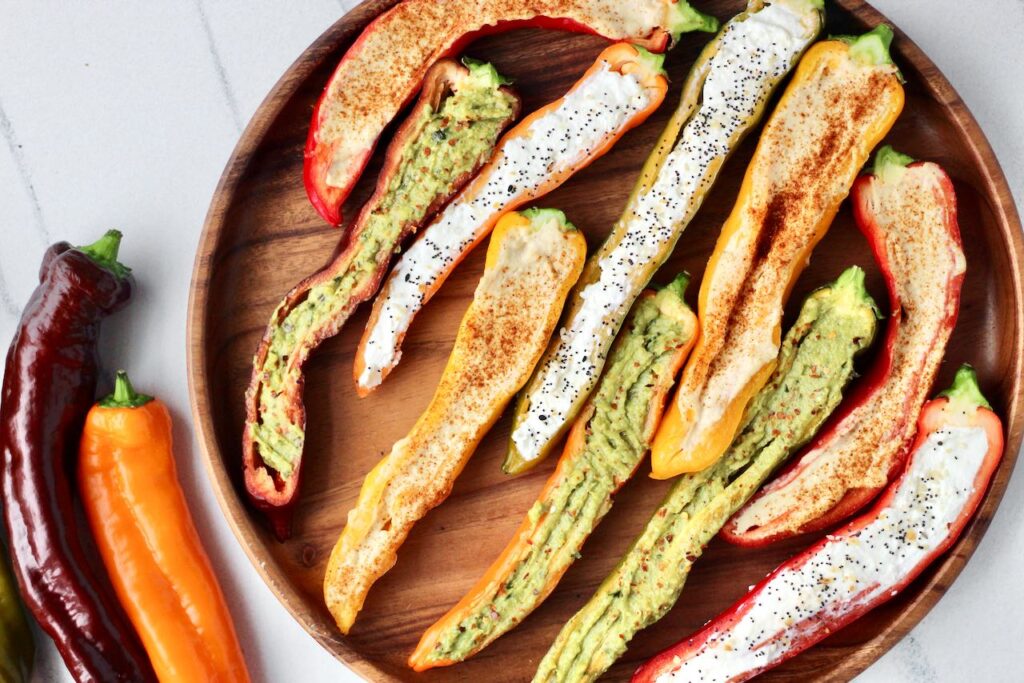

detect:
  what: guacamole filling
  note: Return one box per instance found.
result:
[534,266,878,683]
[251,62,517,477]
[423,275,696,664]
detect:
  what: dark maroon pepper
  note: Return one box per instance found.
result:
[0,230,157,682]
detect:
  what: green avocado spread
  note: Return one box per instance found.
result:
[534,266,879,683]
[423,275,696,665]
[251,61,517,477]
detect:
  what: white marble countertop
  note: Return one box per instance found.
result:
[1,1,1022,681]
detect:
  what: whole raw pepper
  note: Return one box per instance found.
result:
[0,542,33,683]
[633,366,1003,683]
[79,371,251,683]
[0,231,156,682]
[305,0,717,225]
[724,148,966,544]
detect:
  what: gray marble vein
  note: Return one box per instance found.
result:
[0,263,19,317]
[193,0,244,132]
[0,96,51,245]
[893,635,940,683]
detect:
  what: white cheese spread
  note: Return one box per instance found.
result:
[511,0,819,461]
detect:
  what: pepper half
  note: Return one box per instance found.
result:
[410,274,697,670]
[324,209,586,634]
[354,42,670,395]
[533,267,878,683]
[503,0,825,475]
[304,0,717,225]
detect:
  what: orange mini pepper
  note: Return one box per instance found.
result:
[78,371,251,683]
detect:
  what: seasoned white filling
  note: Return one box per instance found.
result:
[658,426,988,683]
[358,62,650,389]
[511,0,818,461]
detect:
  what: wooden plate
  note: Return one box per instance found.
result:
[187,1,1024,680]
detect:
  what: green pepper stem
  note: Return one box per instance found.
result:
[871,145,915,184]
[461,57,512,86]
[669,0,719,39]
[100,370,154,409]
[832,24,897,69]
[833,264,867,292]
[663,271,691,298]
[79,229,132,279]
[522,207,575,232]
[828,266,882,320]
[631,45,667,76]
[938,365,992,411]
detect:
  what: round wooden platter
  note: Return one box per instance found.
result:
[188,1,1024,680]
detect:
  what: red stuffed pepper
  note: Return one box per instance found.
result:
[634,366,1003,683]
[244,57,519,541]
[723,148,966,544]
[304,0,717,225]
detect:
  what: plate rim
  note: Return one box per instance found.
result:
[185,1,1024,680]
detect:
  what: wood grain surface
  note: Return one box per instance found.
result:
[186,1,1024,680]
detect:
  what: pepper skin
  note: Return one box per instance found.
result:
[79,372,251,683]
[723,149,966,544]
[633,366,1003,683]
[304,0,718,225]
[0,542,33,683]
[0,231,156,682]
